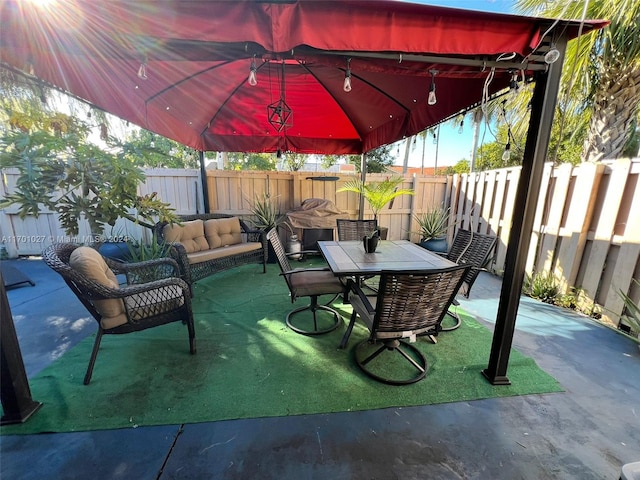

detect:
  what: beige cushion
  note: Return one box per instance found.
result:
[69,246,126,328]
[204,217,243,249]
[288,269,344,299]
[163,220,209,254]
[186,242,262,264]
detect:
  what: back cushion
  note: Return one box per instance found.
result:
[69,246,125,318]
[204,217,243,249]
[163,220,209,253]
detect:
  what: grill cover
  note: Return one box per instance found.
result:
[286,199,348,229]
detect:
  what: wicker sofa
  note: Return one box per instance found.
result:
[154,213,267,288]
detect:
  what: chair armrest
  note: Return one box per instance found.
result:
[117,276,190,298]
[281,267,331,276]
[107,257,182,284]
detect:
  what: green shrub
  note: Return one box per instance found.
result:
[523,271,559,304]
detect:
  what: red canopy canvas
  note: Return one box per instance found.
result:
[0,0,606,154]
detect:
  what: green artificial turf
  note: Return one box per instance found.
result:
[2,262,563,434]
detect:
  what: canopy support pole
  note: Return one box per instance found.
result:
[359,153,366,220]
[1,270,42,425]
[199,151,210,214]
[482,35,567,385]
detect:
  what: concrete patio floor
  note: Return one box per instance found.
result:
[1,256,639,479]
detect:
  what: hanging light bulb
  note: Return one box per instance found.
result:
[137,62,148,80]
[343,58,352,92]
[458,120,464,134]
[545,45,560,64]
[427,69,437,105]
[502,142,511,162]
[248,56,258,86]
[509,72,519,98]
[432,130,437,144]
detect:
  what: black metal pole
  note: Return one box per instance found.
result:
[482,36,568,385]
[199,151,210,213]
[0,269,42,425]
[359,153,366,220]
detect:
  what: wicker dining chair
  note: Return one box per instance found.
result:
[43,243,196,384]
[340,266,469,385]
[266,229,345,336]
[336,219,378,241]
[440,230,497,331]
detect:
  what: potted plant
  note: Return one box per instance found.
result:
[247,192,284,232]
[0,118,180,259]
[247,192,284,263]
[337,177,414,239]
[412,205,452,253]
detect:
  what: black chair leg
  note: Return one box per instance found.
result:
[84,328,104,385]
[354,339,428,385]
[286,296,341,336]
[339,310,358,349]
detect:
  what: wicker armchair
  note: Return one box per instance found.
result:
[440,230,497,331]
[267,229,345,336]
[43,243,196,385]
[340,266,468,385]
[336,219,378,241]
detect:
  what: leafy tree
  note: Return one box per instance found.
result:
[320,154,340,170]
[0,101,177,236]
[347,144,395,173]
[516,0,640,162]
[123,129,200,168]
[283,152,307,171]
[445,159,471,175]
[224,152,277,171]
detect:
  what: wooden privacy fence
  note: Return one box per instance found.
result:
[450,159,640,327]
[0,168,204,257]
[205,170,451,241]
[2,160,638,326]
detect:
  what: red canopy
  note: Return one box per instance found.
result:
[0,1,606,154]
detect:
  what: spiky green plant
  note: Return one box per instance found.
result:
[247,193,283,231]
[412,206,451,241]
[337,177,414,220]
[618,279,640,336]
[523,271,559,304]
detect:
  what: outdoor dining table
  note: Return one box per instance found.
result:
[317,240,457,277]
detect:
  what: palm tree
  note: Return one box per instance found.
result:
[337,177,414,222]
[517,0,640,162]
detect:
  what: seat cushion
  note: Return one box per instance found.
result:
[204,217,243,249]
[69,246,126,326]
[288,269,344,298]
[186,242,262,264]
[163,220,209,253]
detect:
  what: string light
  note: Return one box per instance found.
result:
[248,56,258,86]
[343,58,352,92]
[509,71,519,97]
[502,127,512,162]
[502,142,511,162]
[427,69,437,105]
[137,62,148,80]
[458,119,464,134]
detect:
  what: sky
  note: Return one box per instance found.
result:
[392,0,517,168]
